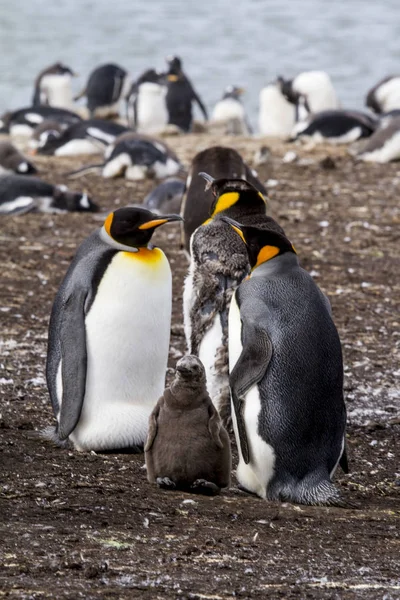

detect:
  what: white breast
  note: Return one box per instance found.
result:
[258,85,296,137]
[198,315,226,411]
[55,138,101,156]
[41,74,74,110]
[212,98,245,122]
[69,249,172,451]
[136,83,168,133]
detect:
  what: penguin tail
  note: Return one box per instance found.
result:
[37,425,70,448]
[64,163,104,179]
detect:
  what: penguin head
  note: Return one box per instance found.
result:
[103,206,182,248]
[52,187,99,213]
[166,56,183,81]
[173,355,207,396]
[199,172,267,218]
[222,86,245,101]
[220,216,296,270]
[41,62,76,78]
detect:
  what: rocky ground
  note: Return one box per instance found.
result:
[0,133,399,599]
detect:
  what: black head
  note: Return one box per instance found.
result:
[198,172,267,218]
[220,216,296,270]
[175,355,206,384]
[16,161,37,175]
[137,69,163,85]
[166,56,183,81]
[103,206,182,247]
[222,85,245,100]
[44,62,75,77]
[53,187,99,212]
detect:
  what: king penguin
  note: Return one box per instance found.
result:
[222,217,348,505]
[45,206,182,452]
[183,174,284,426]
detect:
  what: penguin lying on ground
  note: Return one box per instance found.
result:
[0,142,37,176]
[357,115,400,162]
[75,63,130,118]
[165,56,208,132]
[29,120,67,151]
[126,69,169,133]
[0,175,97,215]
[44,206,182,452]
[143,177,186,214]
[222,217,348,505]
[0,106,82,138]
[291,109,377,144]
[211,86,252,135]
[366,75,400,114]
[183,174,284,427]
[33,62,76,110]
[145,355,231,495]
[180,146,266,253]
[35,119,129,156]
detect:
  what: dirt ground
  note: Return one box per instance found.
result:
[0,133,399,599]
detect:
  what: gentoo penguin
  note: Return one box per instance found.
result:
[366,75,400,114]
[183,174,284,426]
[143,178,186,214]
[75,63,130,118]
[357,115,400,162]
[0,142,37,176]
[281,70,341,114]
[165,56,208,132]
[0,106,82,138]
[126,69,169,134]
[32,62,76,110]
[291,109,376,144]
[44,206,182,451]
[0,175,97,215]
[29,119,66,151]
[36,119,129,156]
[180,146,267,253]
[211,86,252,135]
[258,79,296,137]
[145,355,231,495]
[222,217,348,505]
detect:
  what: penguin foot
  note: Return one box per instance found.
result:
[190,479,221,496]
[156,477,176,490]
[236,483,260,497]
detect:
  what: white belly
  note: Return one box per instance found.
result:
[229,293,275,498]
[55,139,101,156]
[198,315,227,412]
[137,86,168,133]
[69,249,172,451]
[212,98,245,122]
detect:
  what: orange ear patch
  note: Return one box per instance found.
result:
[254,245,279,269]
[211,192,240,217]
[104,212,114,236]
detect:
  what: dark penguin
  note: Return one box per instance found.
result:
[181,146,267,253]
[291,110,376,143]
[143,178,186,214]
[32,62,76,109]
[0,106,82,138]
[29,120,66,151]
[366,75,400,114]
[222,217,348,505]
[0,175,97,215]
[36,119,129,156]
[44,207,182,452]
[357,115,400,162]
[183,174,284,426]
[75,63,129,118]
[165,56,208,132]
[0,142,37,176]
[145,355,231,495]
[125,69,168,133]
[211,86,252,135]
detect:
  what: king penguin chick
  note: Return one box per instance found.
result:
[75,63,130,118]
[165,56,208,132]
[145,355,231,495]
[44,207,182,452]
[33,62,76,110]
[222,217,348,505]
[211,86,252,135]
[0,141,37,176]
[183,174,284,427]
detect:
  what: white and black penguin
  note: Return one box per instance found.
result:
[222,217,348,505]
[0,175,97,215]
[183,174,284,426]
[211,86,252,135]
[366,75,400,114]
[258,79,297,137]
[280,70,341,114]
[180,146,267,253]
[143,178,186,214]
[357,115,400,162]
[0,106,82,138]
[75,63,130,118]
[291,109,376,144]
[0,141,37,176]
[165,56,208,132]
[44,206,182,452]
[126,69,169,134]
[36,119,129,156]
[29,119,68,151]
[32,62,76,110]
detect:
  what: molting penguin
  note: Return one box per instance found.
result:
[211,86,252,135]
[145,355,231,495]
[222,217,348,505]
[75,63,130,118]
[357,115,400,162]
[0,106,82,138]
[181,146,267,253]
[0,175,97,215]
[126,69,169,134]
[366,75,400,114]
[0,142,37,176]
[44,206,182,452]
[183,174,284,426]
[291,110,376,144]
[281,70,341,114]
[165,56,208,132]
[258,79,296,137]
[143,177,186,214]
[33,62,76,110]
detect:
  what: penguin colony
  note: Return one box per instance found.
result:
[4,57,398,506]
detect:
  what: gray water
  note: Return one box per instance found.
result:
[1,0,400,129]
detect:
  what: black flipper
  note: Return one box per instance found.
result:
[229,313,273,464]
[192,86,208,121]
[58,289,88,440]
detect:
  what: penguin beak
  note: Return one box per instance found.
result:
[138,214,183,230]
[198,171,215,191]
[219,216,247,244]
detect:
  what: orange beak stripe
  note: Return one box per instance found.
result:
[138,218,168,230]
[104,212,114,235]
